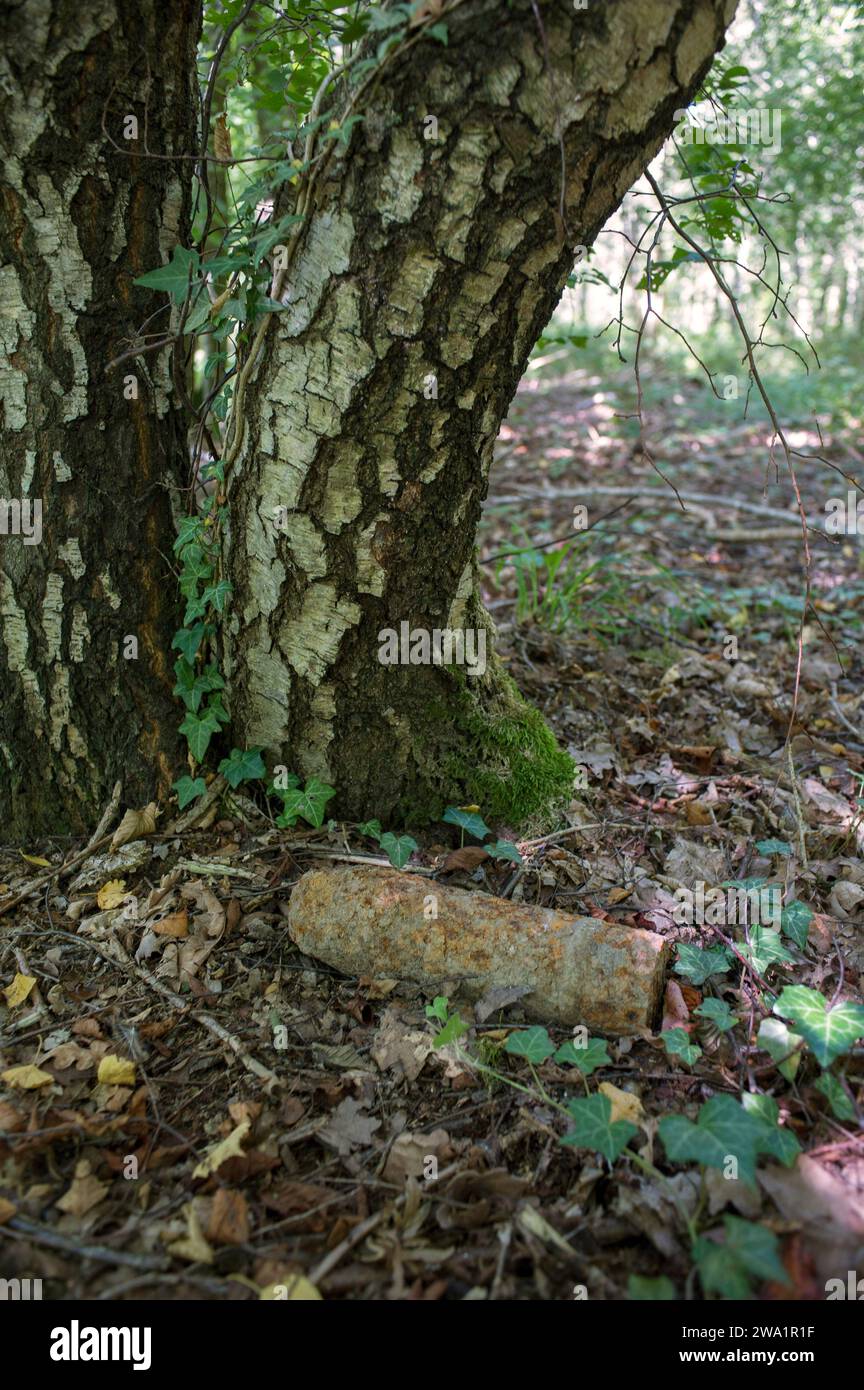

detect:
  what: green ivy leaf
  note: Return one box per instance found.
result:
[135,245,200,302]
[755,838,792,856]
[503,1026,555,1063]
[357,819,383,841]
[425,996,449,1023]
[738,927,795,975]
[433,1012,469,1048]
[694,997,738,1032]
[179,707,222,763]
[757,1016,803,1083]
[174,516,204,554]
[663,1027,702,1066]
[442,806,491,840]
[485,839,523,864]
[562,1093,637,1163]
[695,1217,788,1299]
[674,942,732,985]
[659,1095,785,1187]
[773,986,864,1067]
[200,579,233,613]
[739,1093,801,1167]
[814,1072,855,1121]
[275,778,336,830]
[173,775,206,810]
[172,624,208,664]
[218,747,265,789]
[627,1275,676,1300]
[780,899,813,949]
[554,1036,610,1075]
[378,831,418,869]
[173,659,224,713]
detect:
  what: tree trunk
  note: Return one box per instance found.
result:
[0,0,200,839]
[224,0,736,828]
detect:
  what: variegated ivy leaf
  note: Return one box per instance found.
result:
[773,986,864,1067]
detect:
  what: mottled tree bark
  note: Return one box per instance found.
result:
[0,0,200,839]
[224,0,736,828]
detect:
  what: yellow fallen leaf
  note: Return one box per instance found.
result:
[599,1081,645,1128]
[4,973,36,1008]
[192,1120,251,1179]
[20,852,51,868]
[167,1202,214,1265]
[0,1197,16,1224]
[111,802,158,851]
[56,1160,108,1217]
[260,1275,322,1301]
[2,1064,54,1090]
[97,1054,136,1086]
[97,878,128,909]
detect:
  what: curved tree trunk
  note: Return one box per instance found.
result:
[0,0,200,839]
[224,0,736,827]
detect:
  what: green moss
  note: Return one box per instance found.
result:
[437,658,574,830]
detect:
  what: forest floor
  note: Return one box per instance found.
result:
[1,360,863,1302]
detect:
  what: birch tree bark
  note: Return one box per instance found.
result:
[224,0,737,827]
[0,0,200,838]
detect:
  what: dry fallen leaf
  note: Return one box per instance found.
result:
[152,907,189,938]
[214,113,233,163]
[208,1187,250,1245]
[111,802,158,851]
[97,1054,136,1086]
[167,1202,214,1264]
[0,1197,16,1225]
[4,973,36,1008]
[2,1063,54,1090]
[20,852,51,868]
[56,1159,109,1217]
[97,878,128,909]
[193,1120,251,1179]
[599,1081,645,1128]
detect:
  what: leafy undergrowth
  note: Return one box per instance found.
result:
[1,368,863,1302]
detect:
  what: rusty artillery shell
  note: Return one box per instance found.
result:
[287,866,670,1033]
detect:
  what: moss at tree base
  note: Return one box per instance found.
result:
[387,654,574,832]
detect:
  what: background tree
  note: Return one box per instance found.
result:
[0,0,200,837]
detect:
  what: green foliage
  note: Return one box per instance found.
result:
[780,899,813,949]
[442,805,491,840]
[738,926,795,975]
[554,1036,611,1075]
[694,1216,788,1299]
[503,1026,556,1063]
[694,997,738,1032]
[757,1016,803,1083]
[659,1094,799,1187]
[662,1027,702,1066]
[562,1094,638,1164]
[218,747,265,788]
[274,777,336,830]
[425,997,449,1025]
[628,1275,677,1300]
[814,1072,855,1121]
[675,942,732,985]
[378,831,418,869]
[485,839,523,864]
[173,775,207,810]
[773,986,864,1067]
